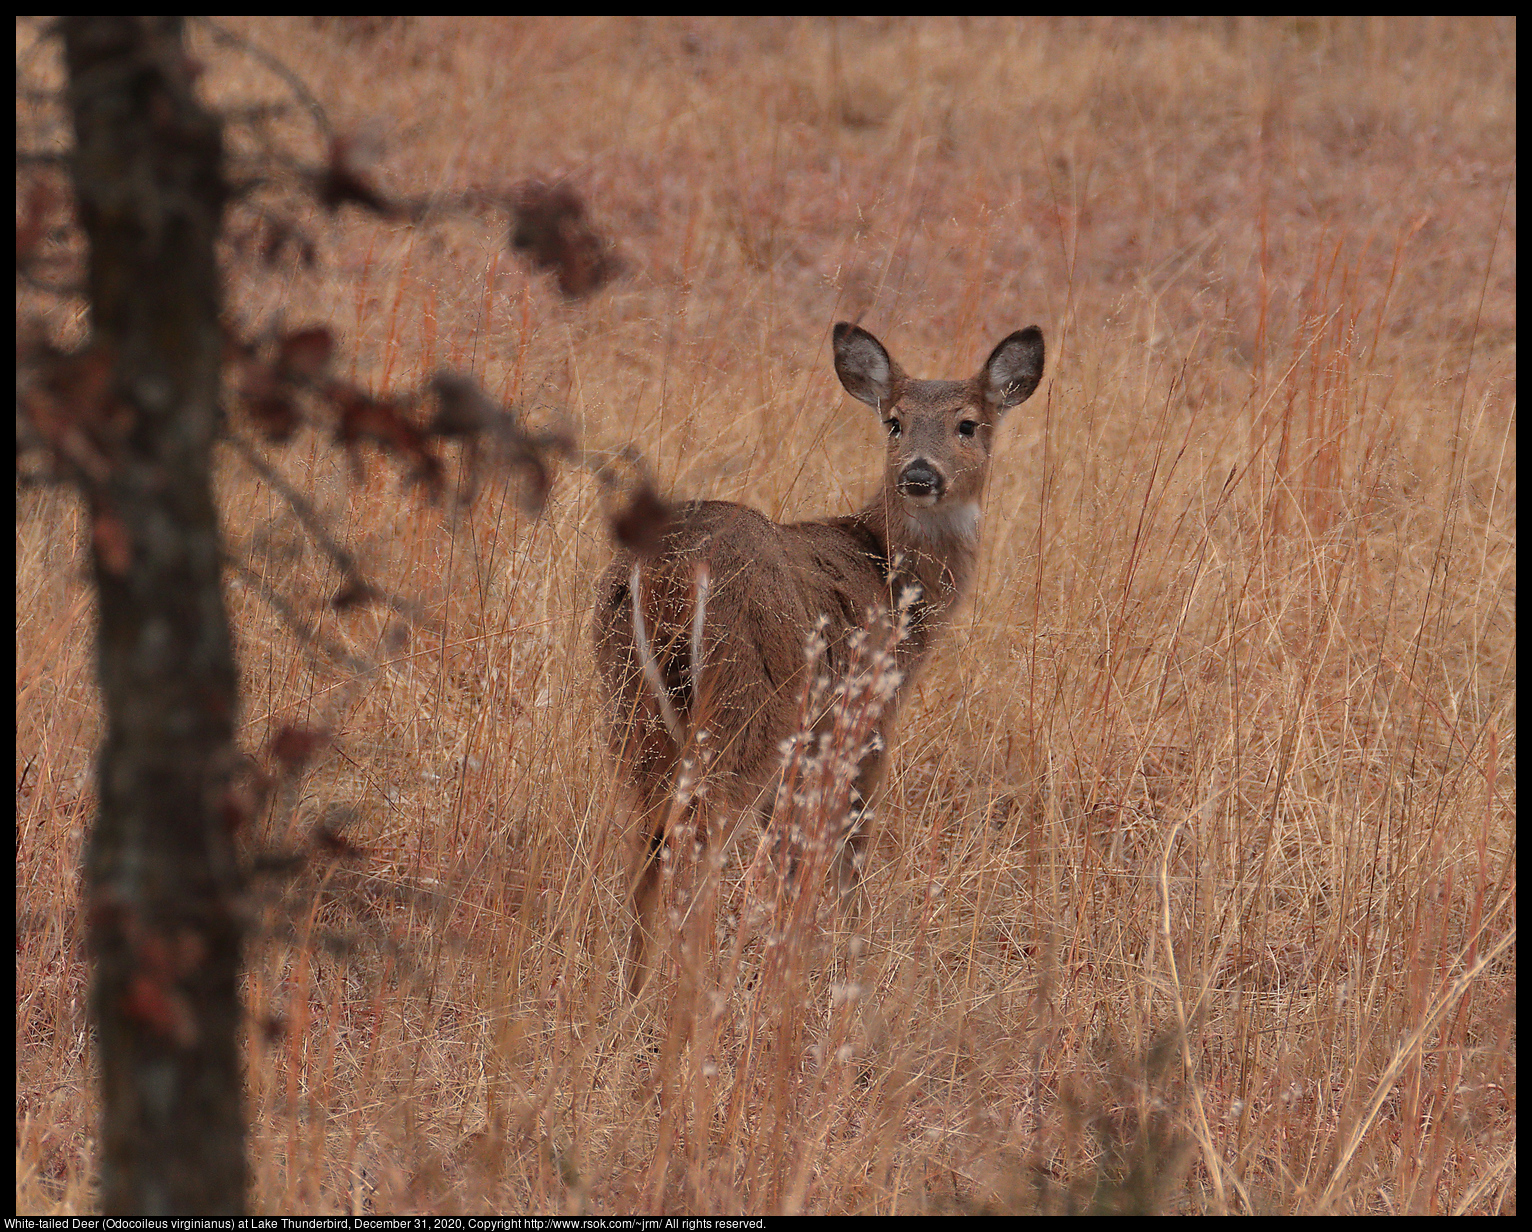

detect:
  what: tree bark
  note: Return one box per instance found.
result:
[63,16,246,1214]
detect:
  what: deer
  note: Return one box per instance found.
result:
[593,321,1045,993]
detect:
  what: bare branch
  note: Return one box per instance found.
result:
[226,558,373,678]
[224,433,430,627]
[190,17,333,144]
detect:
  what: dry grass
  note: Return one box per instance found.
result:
[16,16,1515,1215]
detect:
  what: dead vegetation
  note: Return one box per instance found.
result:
[16,16,1514,1215]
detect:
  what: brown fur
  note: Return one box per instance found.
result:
[593,322,1044,992]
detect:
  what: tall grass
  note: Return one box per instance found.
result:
[16,16,1514,1214]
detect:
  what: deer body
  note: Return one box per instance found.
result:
[593,323,1044,991]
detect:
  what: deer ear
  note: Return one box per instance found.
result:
[833,322,900,409]
[981,326,1045,412]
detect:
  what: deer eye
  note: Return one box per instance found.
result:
[958,419,979,438]
[884,417,901,438]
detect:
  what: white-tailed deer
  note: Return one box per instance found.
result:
[594,322,1045,992]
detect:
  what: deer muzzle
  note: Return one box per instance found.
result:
[897,459,945,503]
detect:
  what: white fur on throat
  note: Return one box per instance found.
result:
[904,500,981,544]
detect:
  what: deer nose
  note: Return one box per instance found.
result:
[898,459,944,501]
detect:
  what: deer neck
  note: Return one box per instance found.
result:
[856,486,982,642]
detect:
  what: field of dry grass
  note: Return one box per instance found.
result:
[16,16,1515,1215]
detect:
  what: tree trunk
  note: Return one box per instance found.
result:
[63,16,246,1214]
